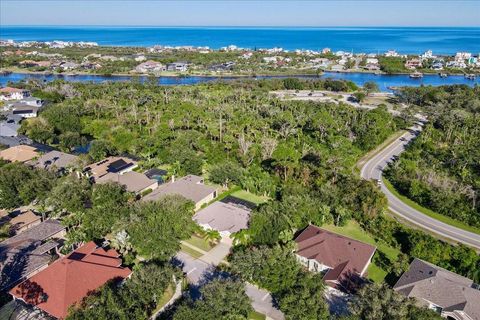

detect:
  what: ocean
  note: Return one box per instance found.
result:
[1,26,479,54]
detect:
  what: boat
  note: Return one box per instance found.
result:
[465,74,476,80]
[439,73,448,78]
[409,71,423,79]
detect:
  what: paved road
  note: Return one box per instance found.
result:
[361,124,480,250]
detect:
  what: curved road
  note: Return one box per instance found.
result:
[360,123,480,250]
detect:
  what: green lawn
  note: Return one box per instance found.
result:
[184,235,214,252]
[230,189,269,205]
[249,311,267,320]
[152,284,175,314]
[383,177,480,235]
[180,244,203,259]
[322,220,400,283]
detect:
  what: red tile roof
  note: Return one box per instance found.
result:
[0,87,26,93]
[10,241,131,319]
[295,225,376,284]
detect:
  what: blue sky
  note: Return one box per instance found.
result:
[1,1,479,27]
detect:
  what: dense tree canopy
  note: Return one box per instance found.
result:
[172,279,253,320]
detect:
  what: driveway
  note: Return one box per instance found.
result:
[174,243,285,320]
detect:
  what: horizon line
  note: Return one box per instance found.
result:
[2,25,480,28]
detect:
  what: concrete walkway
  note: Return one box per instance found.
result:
[151,280,183,319]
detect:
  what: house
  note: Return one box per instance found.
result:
[294,225,376,292]
[394,258,480,320]
[83,156,138,181]
[0,87,30,101]
[385,50,400,57]
[18,97,43,107]
[432,60,444,70]
[96,171,158,194]
[8,210,42,235]
[0,220,65,290]
[19,60,51,68]
[193,199,251,238]
[405,58,422,69]
[27,150,79,173]
[142,175,217,210]
[0,145,39,162]
[6,103,40,118]
[10,241,132,319]
[166,62,189,72]
[135,60,165,73]
[58,61,79,71]
[331,64,345,72]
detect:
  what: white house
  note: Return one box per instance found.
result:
[0,87,30,101]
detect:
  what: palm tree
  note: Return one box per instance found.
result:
[203,229,221,245]
[230,229,251,246]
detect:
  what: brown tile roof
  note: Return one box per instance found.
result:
[295,225,376,282]
[394,258,480,320]
[0,87,27,94]
[9,210,41,233]
[96,171,158,193]
[0,145,39,163]
[83,156,138,180]
[10,241,132,319]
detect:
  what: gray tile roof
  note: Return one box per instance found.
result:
[142,175,216,204]
[193,200,251,233]
[0,220,65,290]
[394,258,480,320]
[27,150,79,171]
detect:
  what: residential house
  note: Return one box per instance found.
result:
[0,145,39,163]
[385,50,400,57]
[455,52,472,60]
[19,60,51,68]
[60,61,80,71]
[6,103,40,118]
[420,50,436,60]
[405,58,423,70]
[135,60,165,73]
[294,225,376,292]
[331,64,345,72]
[27,150,79,173]
[193,198,251,238]
[83,156,138,181]
[394,258,480,320]
[166,62,189,72]
[7,210,42,235]
[142,175,217,210]
[0,87,30,101]
[432,60,445,70]
[0,220,65,290]
[96,171,158,194]
[18,97,43,107]
[10,241,132,319]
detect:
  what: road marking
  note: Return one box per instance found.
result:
[262,293,270,301]
[186,267,197,275]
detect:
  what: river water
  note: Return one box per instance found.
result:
[1,72,478,92]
